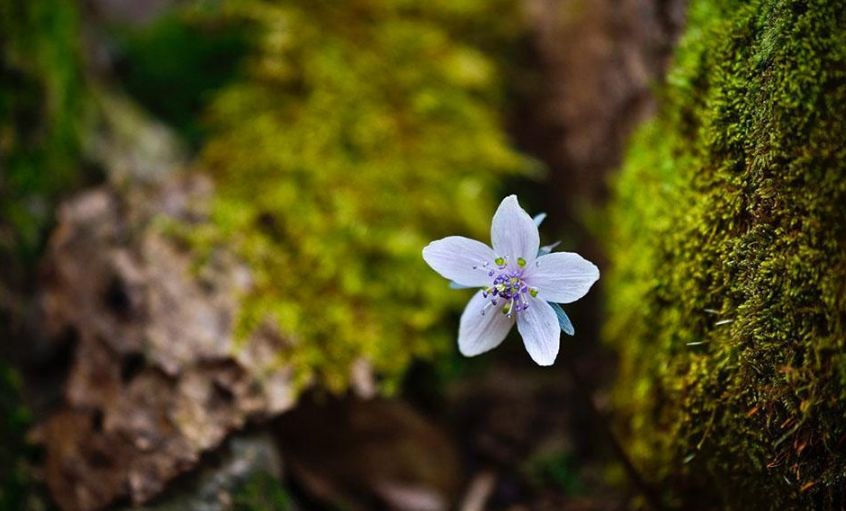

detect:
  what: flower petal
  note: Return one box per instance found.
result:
[525,252,599,303]
[517,297,560,366]
[458,290,515,357]
[422,236,494,287]
[491,195,540,266]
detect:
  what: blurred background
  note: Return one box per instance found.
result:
[1,0,688,509]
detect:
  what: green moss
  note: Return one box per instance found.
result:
[0,0,87,264]
[186,0,529,393]
[0,364,36,510]
[232,472,292,511]
[523,451,584,496]
[0,2,84,508]
[113,7,250,145]
[606,0,846,508]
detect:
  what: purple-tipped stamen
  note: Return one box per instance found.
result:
[478,259,537,318]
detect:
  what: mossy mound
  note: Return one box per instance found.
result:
[606,0,846,508]
[189,0,530,393]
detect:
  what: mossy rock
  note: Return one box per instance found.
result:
[605,0,846,508]
[187,0,530,393]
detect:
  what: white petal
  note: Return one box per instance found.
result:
[517,297,560,366]
[490,195,540,267]
[458,290,515,357]
[422,236,494,287]
[525,252,599,304]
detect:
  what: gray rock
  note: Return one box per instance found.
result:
[120,433,289,511]
[35,176,295,511]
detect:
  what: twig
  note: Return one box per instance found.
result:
[459,470,497,511]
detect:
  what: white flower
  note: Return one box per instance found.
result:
[422,195,599,366]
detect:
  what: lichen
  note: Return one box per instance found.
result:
[606,0,846,508]
[186,0,531,393]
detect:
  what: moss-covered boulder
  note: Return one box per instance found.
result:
[606,0,846,508]
[189,0,530,393]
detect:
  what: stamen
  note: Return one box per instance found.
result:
[483,263,533,318]
[517,257,526,267]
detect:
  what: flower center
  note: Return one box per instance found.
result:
[478,257,538,318]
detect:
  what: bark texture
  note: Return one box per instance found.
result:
[520,0,687,226]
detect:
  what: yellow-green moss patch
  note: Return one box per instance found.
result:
[188,0,530,393]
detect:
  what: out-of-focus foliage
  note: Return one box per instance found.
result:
[523,451,583,496]
[0,1,86,507]
[232,472,292,511]
[114,8,250,145]
[0,364,35,510]
[184,0,531,393]
[606,0,846,508]
[0,0,86,267]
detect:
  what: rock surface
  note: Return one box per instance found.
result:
[119,433,286,511]
[35,176,295,511]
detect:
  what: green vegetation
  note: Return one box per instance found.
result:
[0,30,86,496]
[0,0,87,266]
[0,1,85,504]
[232,472,292,511]
[524,451,584,496]
[0,365,35,510]
[185,0,530,393]
[114,7,250,145]
[605,0,846,507]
